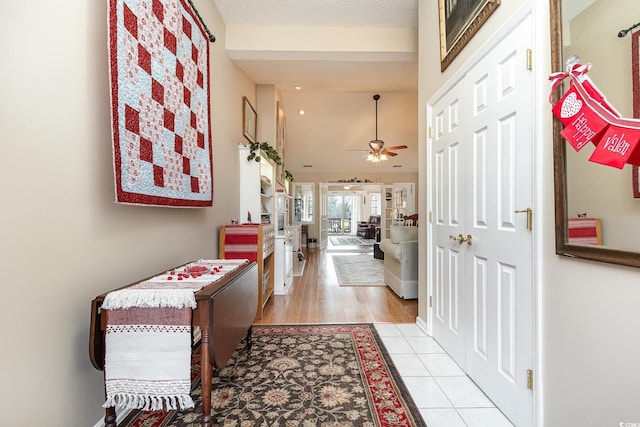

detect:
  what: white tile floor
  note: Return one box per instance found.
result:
[374,323,515,427]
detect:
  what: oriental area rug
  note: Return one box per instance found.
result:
[119,324,426,426]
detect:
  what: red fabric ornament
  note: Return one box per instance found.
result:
[553,84,608,151]
[588,125,640,168]
[549,63,640,169]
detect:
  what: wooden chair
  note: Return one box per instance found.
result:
[402,213,418,226]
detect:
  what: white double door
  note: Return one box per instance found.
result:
[429,14,534,427]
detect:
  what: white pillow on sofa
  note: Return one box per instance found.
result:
[390,225,418,243]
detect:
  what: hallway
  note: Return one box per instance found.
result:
[254,248,514,426]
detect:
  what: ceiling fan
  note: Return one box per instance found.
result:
[366,94,407,162]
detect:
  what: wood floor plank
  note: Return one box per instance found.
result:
[254,248,418,325]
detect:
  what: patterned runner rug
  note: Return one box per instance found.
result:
[119,324,426,426]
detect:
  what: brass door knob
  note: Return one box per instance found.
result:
[449,234,473,245]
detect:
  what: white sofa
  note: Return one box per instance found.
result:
[379,225,418,299]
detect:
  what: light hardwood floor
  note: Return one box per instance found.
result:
[254,247,418,325]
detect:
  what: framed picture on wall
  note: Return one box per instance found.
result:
[438,0,501,71]
[243,96,257,143]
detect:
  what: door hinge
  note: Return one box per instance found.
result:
[526,49,533,71]
[428,126,433,138]
[429,211,433,223]
[429,296,433,307]
[527,369,534,390]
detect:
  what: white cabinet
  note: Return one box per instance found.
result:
[274,230,294,295]
[238,145,275,224]
[381,182,415,240]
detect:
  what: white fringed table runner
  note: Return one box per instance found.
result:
[101,259,247,411]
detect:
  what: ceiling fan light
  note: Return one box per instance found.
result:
[366,153,375,161]
[380,153,388,161]
[369,140,384,150]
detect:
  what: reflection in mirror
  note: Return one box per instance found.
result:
[293,183,314,224]
[551,0,640,266]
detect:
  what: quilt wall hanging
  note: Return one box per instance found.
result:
[109,0,213,207]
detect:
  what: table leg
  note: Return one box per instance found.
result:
[104,406,116,427]
[200,326,212,427]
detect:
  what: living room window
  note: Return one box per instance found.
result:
[370,193,381,216]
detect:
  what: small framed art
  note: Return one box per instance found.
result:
[243,96,257,143]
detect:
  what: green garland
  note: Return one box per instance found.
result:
[246,142,282,165]
[246,142,294,182]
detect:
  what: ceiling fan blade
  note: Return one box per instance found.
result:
[384,145,408,151]
[384,151,398,157]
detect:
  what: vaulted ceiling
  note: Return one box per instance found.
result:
[213,0,420,174]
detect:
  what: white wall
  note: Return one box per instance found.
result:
[0,0,255,424]
[418,0,640,425]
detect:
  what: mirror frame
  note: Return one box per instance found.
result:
[550,0,640,268]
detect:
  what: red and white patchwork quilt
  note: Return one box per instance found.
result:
[109,0,212,207]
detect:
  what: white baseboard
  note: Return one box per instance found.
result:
[93,408,132,427]
[416,316,429,336]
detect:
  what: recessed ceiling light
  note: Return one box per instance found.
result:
[294,86,302,90]
[298,110,305,115]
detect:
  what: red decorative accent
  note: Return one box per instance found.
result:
[140,137,153,163]
[151,79,163,104]
[222,225,261,262]
[123,4,137,38]
[183,86,191,107]
[550,63,640,170]
[125,105,139,133]
[174,134,183,154]
[152,0,163,21]
[568,218,602,245]
[182,156,190,175]
[164,28,177,54]
[589,125,640,168]
[138,45,152,75]
[153,164,164,187]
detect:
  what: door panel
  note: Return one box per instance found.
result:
[431,78,467,366]
[430,13,533,427]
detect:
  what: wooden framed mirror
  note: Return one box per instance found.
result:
[550,0,640,267]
